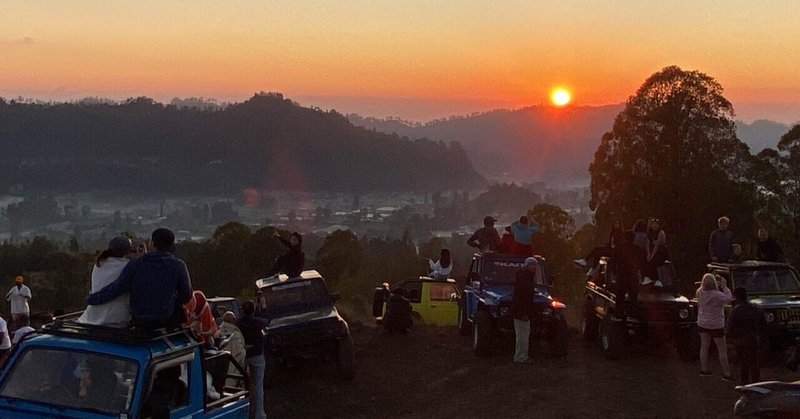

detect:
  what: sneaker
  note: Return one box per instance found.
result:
[654,280,664,288]
[514,358,533,364]
[721,375,735,382]
[699,371,712,377]
[574,258,588,267]
[641,277,653,285]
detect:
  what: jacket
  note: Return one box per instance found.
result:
[511,221,539,245]
[726,300,768,346]
[237,314,267,358]
[512,269,536,319]
[709,229,734,262]
[696,286,733,329]
[467,227,501,251]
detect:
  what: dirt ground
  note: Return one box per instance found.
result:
[265,323,799,418]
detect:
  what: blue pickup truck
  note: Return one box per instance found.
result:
[460,252,569,358]
[0,315,250,418]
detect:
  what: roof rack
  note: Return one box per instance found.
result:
[40,311,199,350]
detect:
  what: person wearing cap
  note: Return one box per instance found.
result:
[78,236,137,327]
[467,216,502,252]
[87,228,193,331]
[510,216,540,257]
[6,275,32,324]
[512,257,539,363]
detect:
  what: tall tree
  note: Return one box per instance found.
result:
[589,66,755,280]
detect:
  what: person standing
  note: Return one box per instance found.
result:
[6,276,32,324]
[512,257,538,363]
[269,230,305,278]
[467,216,502,252]
[643,218,668,288]
[219,311,247,387]
[510,216,539,257]
[757,228,786,263]
[727,287,768,385]
[87,228,193,331]
[709,216,734,263]
[0,315,10,366]
[237,300,267,419]
[428,249,452,280]
[731,244,745,263]
[613,230,645,319]
[697,274,734,381]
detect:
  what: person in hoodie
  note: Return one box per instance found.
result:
[78,236,136,327]
[269,230,305,278]
[510,216,540,257]
[87,228,193,331]
[709,216,734,263]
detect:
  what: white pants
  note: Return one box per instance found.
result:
[514,318,531,362]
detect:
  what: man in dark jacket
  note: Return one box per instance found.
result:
[758,228,786,263]
[727,287,768,385]
[87,228,193,330]
[238,300,267,419]
[612,230,645,319]
[709,216,734,262]
[467,216,502,252]
[269,231,305,278]
[383,289,413,333]
[512,257,538,363]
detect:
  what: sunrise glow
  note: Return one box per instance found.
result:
[551,88,572,107]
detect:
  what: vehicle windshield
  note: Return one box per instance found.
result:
[261,279,332,316]
[0,347,139,414]
[482,259,545,284]
[732,269,800,294]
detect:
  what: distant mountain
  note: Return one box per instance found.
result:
[350,107,795,185]
[0,94,483,194]
[735,119,791,152]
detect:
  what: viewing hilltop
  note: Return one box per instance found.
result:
[350,106,791,185]
[0,93,483,194]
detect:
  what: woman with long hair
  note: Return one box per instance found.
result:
[78,236,136,327]
[428,248,452,280]
[642,218,668,287]
[696,273,734,381]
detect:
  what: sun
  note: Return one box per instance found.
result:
[550,88,572,107]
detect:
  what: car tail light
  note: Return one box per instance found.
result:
[551,301,566,309]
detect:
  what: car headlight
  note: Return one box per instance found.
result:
[499,306,511,316]
[765,312,775,323]
[678,308,689,320]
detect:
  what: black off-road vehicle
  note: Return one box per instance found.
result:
[255,270,354,382]
[581,257,700,360]
[708,261,800,350]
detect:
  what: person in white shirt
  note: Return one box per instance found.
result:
[6,276,32,323]
[78,236,135,328]
[11,313,34,345]
[0,315,11,365]
[428,249,453,280]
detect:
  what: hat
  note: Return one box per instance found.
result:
[108,236,134,257]
[524,257,538,266]
[483,216,497,226]
[14,276,23,284]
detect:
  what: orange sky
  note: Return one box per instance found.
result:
[1,1,799,123]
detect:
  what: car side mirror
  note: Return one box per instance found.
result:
[331,292,342,302]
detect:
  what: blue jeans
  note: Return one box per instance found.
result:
[247,355,266,419]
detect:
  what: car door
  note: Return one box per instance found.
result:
[423,282,460,326]
[394,280,424,319]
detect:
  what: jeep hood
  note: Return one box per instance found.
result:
[749,295,800,309]
[481,284,553,304]
[266,305,339,330]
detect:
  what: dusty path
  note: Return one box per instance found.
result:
[265,325,798,418]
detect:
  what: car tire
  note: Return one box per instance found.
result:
[581,301,599,342]
[372,287,385,318]
[458,300,471,336]
[676,325,700,362]
[548,317,569,357]
[336,334,355,381]
[473,310,494,357]
[600,315,625,361]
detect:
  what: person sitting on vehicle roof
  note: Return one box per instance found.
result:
[78,236,136,328]
[428,249,453,280]
[730,243,745,263]
[467,216,502,252]
[757,228,786,263]
[184,290,218,345]
[86,228,193,331]
[383,288,413,334]
[510,216,539,257]
[500,226,514,253]
[268,230,305,278]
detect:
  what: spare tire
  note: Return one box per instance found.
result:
[372,286,385,318]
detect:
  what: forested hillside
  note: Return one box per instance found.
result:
[0,93,483,194]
